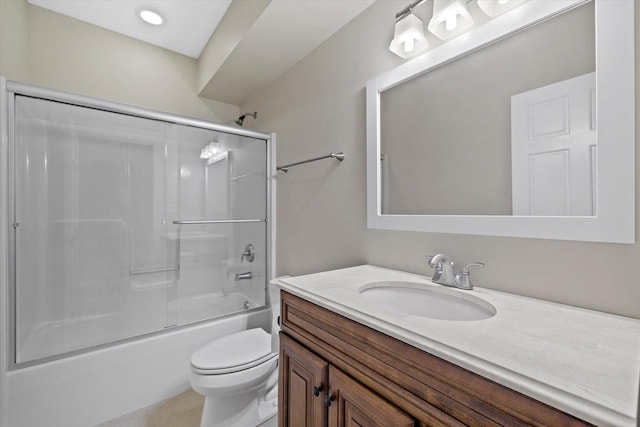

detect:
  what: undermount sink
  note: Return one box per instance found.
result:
[359,281,496,321]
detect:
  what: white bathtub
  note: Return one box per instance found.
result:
[16,289,264,365]
[173,291,263,326]
[4,306,271,427]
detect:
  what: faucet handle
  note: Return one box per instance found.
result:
[426,254,450,267]
[462,262,485,274]
[241,243,255,263]
[456,262,484,290]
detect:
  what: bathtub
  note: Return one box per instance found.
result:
[4,305,271,427]
[173,291,263,326]
[16,290,264,366]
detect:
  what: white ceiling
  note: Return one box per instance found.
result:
[27,0,376,105]
[199,0,377,105]
[28,0,233,59]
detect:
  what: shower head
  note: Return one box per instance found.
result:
[235,112,257,127]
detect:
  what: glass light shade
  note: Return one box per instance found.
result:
[477,0,526,17]
[389,13,429,59]
[428,0,474,40]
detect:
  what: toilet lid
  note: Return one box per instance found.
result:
[191,328,275,374]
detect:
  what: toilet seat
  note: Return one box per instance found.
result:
[191,328,275,375]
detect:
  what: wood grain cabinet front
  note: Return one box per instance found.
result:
[327,365,415,427]
[279,332,416,427]
[279,333,328,427]
[278,291,593,427]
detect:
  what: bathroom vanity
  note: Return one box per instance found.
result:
[275,265,640,426]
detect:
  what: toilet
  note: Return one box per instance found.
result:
[189,280,282,427]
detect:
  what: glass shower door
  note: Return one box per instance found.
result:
[13,96,172,363]
[12,94,269,365]
[166,124,267,326]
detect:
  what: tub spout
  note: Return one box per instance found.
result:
[235,272,252,281]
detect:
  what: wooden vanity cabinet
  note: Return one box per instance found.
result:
[327,364,416,427]
[279,291,593,427]
[280,333,416,427]
[279,332,328,427]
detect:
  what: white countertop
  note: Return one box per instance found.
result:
[274,265,640,427]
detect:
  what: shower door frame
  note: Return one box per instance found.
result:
[2,78,276,369]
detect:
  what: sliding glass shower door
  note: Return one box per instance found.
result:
[12,95,268,364]
[166,123,268,326]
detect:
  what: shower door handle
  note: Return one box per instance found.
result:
[130,266,179,276]
[172,219,265,225]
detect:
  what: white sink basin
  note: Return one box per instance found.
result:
[359,281,496,321]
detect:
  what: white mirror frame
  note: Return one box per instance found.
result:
[366,0,635,243]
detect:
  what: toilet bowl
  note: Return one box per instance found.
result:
[190,279,283,427]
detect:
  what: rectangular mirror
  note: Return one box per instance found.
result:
[366,0,634,243]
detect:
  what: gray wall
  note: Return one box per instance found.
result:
[0,0,239,123]
[242,1,640,319]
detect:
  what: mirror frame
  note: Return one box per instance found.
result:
[366,0,635,243]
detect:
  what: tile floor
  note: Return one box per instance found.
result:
[96,390,278,427]
[96,391,204,427]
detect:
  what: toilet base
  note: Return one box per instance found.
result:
[200,388,277,427]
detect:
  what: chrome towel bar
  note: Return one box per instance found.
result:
[277,152,344,173]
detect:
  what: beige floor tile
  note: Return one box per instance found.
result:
[96,390,204,427]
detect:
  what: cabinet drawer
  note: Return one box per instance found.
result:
[280,291,592,427]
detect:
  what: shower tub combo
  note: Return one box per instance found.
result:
[0,78,275,427]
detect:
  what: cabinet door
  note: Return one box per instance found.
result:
[328,366,416,427]
[279,333,329,427]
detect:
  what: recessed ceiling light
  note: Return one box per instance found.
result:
[138,8,165,26]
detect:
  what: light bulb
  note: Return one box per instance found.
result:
[404,37,415,53]
[445,14,457,31]
[139,9,164,26]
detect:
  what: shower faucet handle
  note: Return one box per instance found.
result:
[240,244,255,263]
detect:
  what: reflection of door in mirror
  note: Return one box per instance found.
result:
[511,72,596,216]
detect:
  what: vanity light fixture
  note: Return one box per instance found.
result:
[389,9,430,59]
[476,0,525,17]
[428,0,474,40]
[389,0,529,59]
[138,8,165,26]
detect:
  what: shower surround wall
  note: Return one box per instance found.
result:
[0,80,275,426]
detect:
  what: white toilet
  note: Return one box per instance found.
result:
[189,281,282,427]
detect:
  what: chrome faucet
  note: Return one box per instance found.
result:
[235,272,252,281]
[427,254,456,286]
[426,254,484,290]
